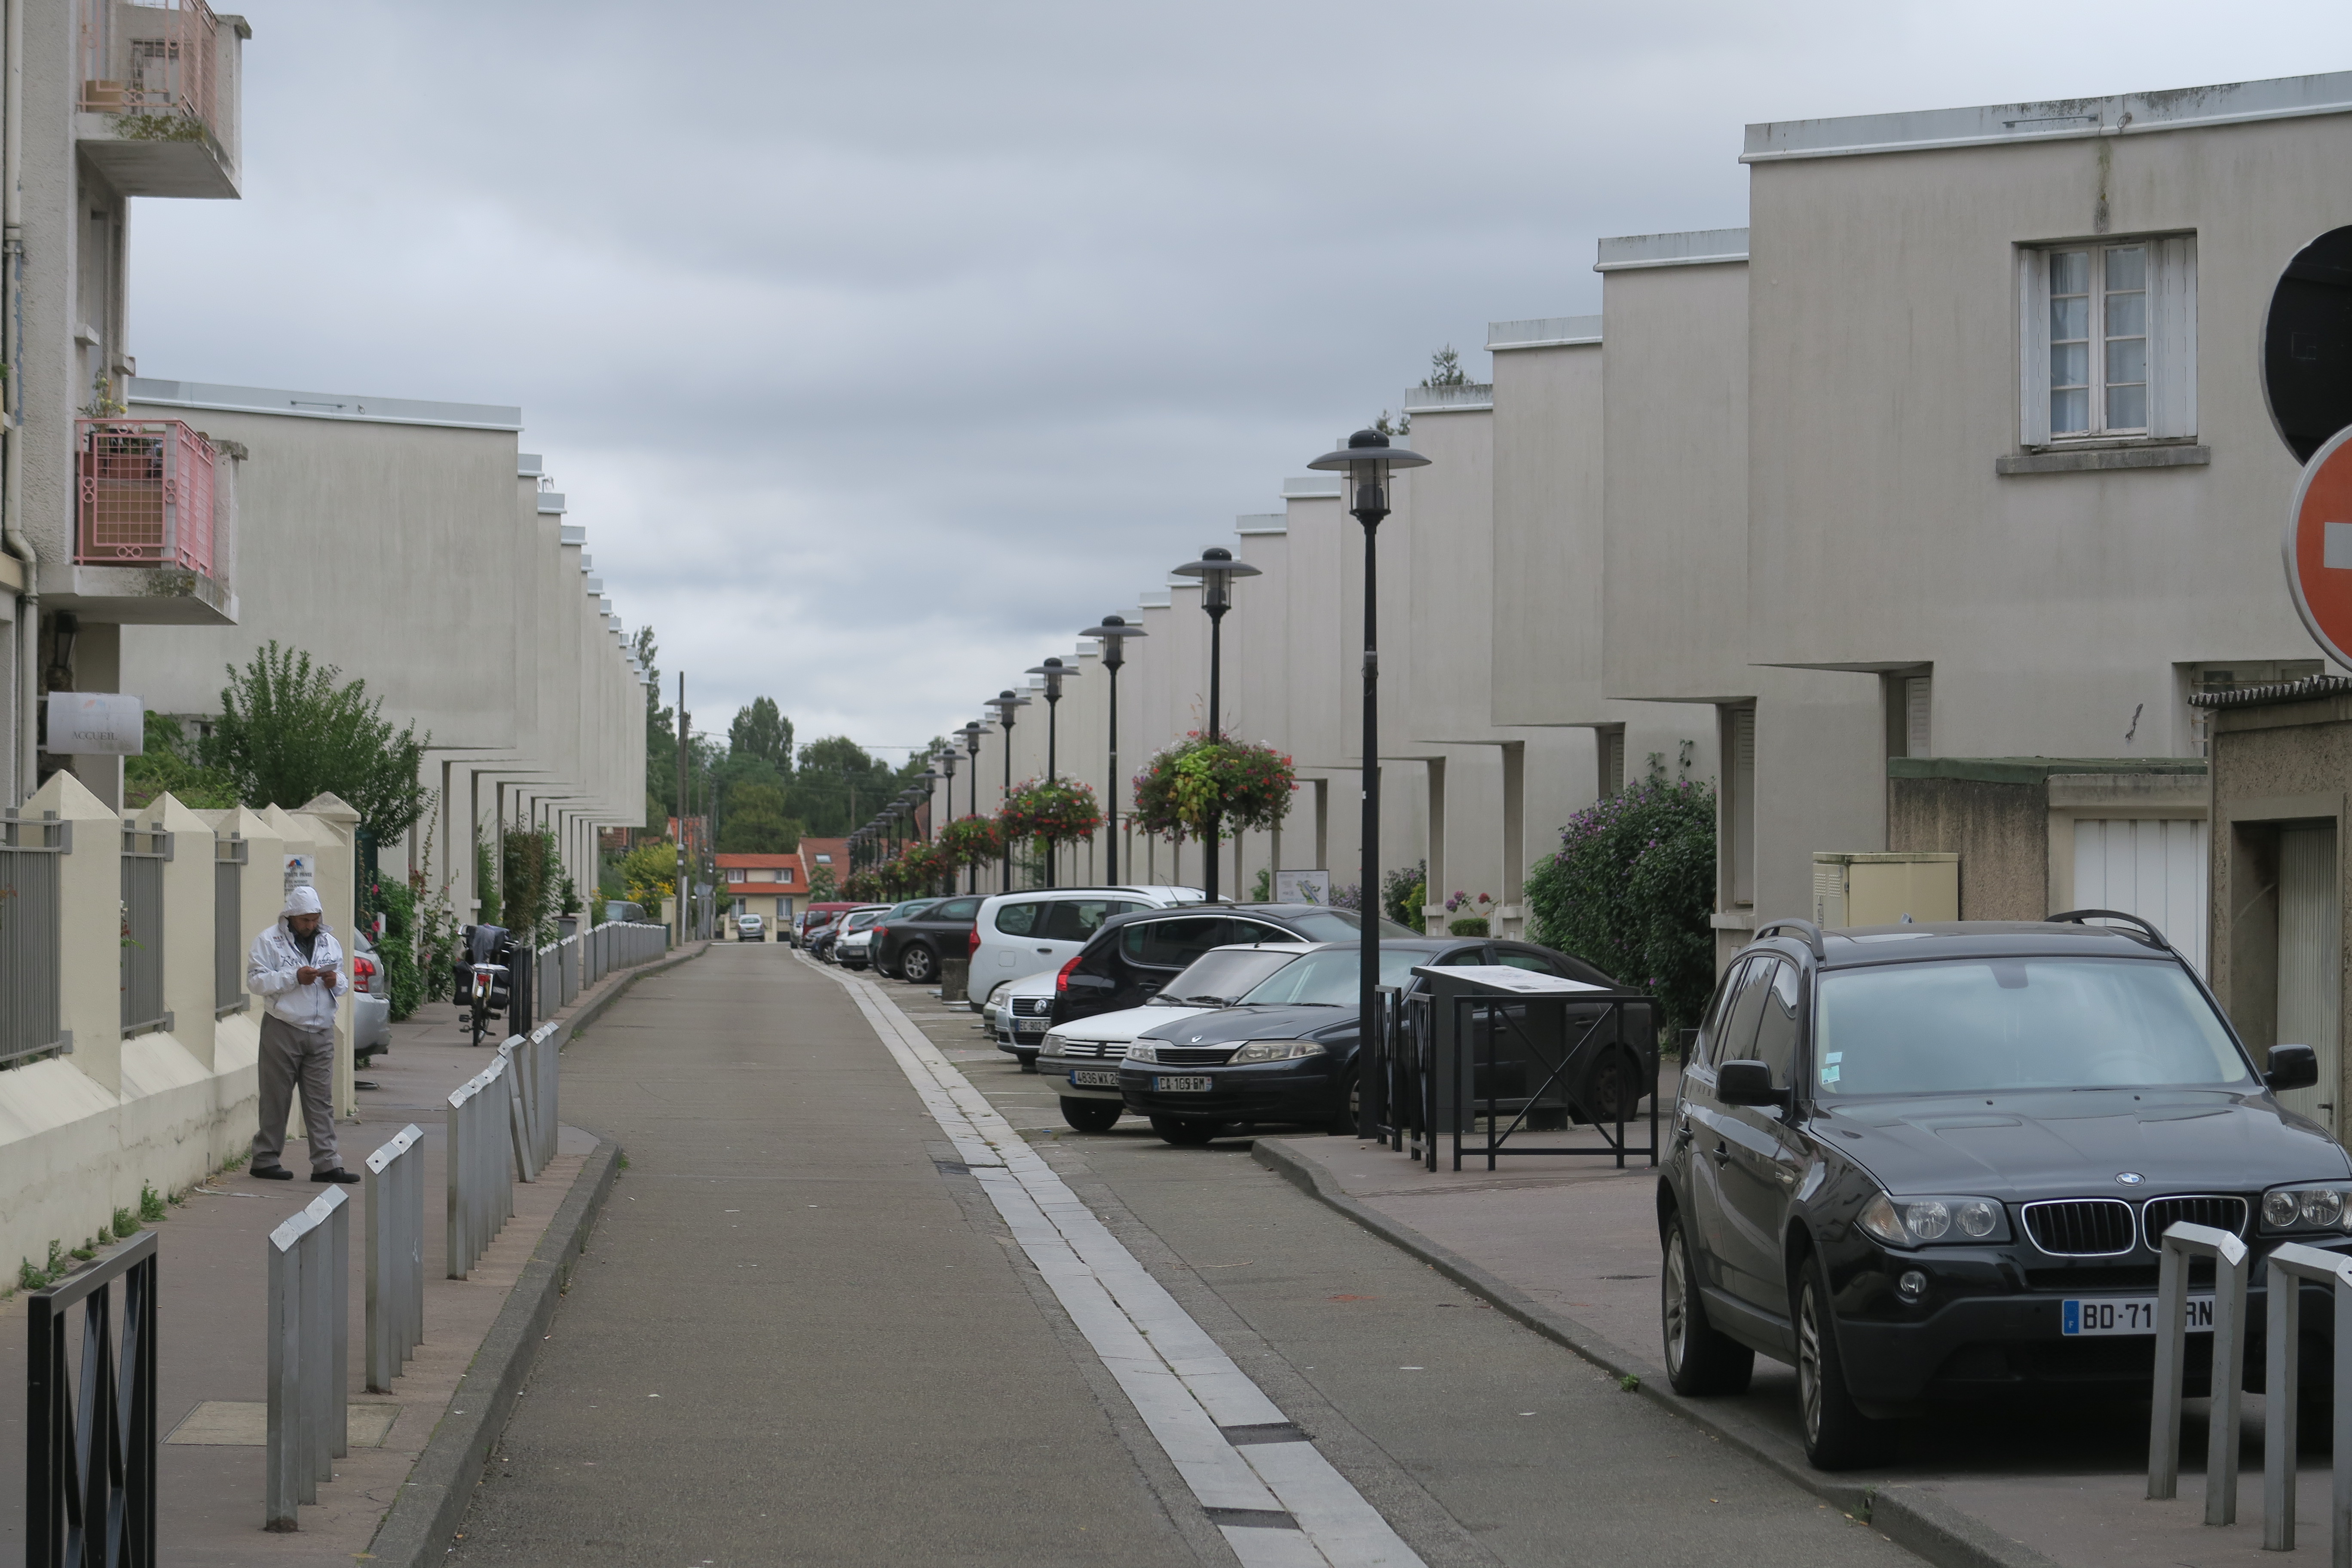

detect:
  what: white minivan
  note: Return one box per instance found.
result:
[971,886,1202,1012]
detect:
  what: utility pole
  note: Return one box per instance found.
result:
[675,673,689,948]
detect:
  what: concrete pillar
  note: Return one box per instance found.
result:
[151,792,217,1069]
[1501,741,1526,938]
[1423,757,1448,933]
[29,768,122,1092]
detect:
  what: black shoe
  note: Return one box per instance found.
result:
[251,1165,295,1181]
[311,1168,361,1184]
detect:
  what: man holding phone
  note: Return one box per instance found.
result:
[247,884,358,1182]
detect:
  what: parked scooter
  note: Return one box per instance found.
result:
[454,924,514,1046]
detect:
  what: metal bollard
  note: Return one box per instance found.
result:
[2260,1241,2352,1554]
[446,1051,519,1278]
[501,1036,539,1183]
[266,1185,349,1530]
[364,1124,426,1393]
[2147,1220,2249,1523]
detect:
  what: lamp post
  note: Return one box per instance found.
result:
[986,689,1031,891]
[1080,615,1147,885]
[959,722,988,892]
[1171,545,1261,903]
[912,771,939,842]
[1308,428,1430,1138]
[1025,657,1082,887]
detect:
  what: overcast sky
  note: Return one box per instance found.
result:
[130,1,2352,764]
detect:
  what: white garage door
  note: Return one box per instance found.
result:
[2071,818,2208,975]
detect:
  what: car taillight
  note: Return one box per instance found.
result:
[1056,953,1082,994]
[354,956,377,993]
[968,928,982,956]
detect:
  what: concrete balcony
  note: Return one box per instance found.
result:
[75,0,246,199]
[49,417,234,625]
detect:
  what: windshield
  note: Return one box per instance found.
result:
[845,911,883,931]
[1276,909,1423,943]
[1151,948,1305,1006]
[1239,947,1427,1006]
[1813,957,2254,1096]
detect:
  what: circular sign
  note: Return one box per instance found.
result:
[2265,225,2352,463]
[2283,422,2352,669]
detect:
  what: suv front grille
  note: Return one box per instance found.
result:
[2023,1199,2136,1257]
[1011,997,1052,1017]
[2141,1195,2249,1246]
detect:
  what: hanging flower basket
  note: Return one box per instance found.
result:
[841,869,883,903]
[996,778,1102,849]
[895,841,954,894]
[937,814,1004,869]
[1130,735,1296,842]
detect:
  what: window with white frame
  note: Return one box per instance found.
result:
[2019,236,2196,446]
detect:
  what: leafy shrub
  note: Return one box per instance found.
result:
[1382,863,1426,933]
[111,1208,139,1240]
[139,1184,167,1222]
[364,876,425,1020]
[616,839,678,921]
[1525,771,1717,1036]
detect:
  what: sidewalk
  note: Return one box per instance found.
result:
[0,946,697,1566]
[1255,1120,2332,1568]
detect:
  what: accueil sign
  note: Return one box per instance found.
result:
[43,692,146,756]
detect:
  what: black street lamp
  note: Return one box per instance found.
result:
[1308,428,1430,1138]
[1080,615,1147,885]
[1171,545,1260,903]
[934,746,958,842]
[986,689,1031,889]
[1025,657,1082,888]
[911,770,940,841]
[960,721,989,892]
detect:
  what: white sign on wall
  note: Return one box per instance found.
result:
[45,692,144,755]
[1274,869,1333,905]
[283,854,315,901]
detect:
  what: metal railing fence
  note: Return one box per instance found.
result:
[1431,992,1660,1173]
[77,0,223,132]
[447,1050,518,1278]
[214,832,246,1017]
[25,1228,157,1567]
[1,808,70,1065]
[120,821,172,1036]
[364,1124,426,1394]
[266,1186,349,1531]
[72,418,217,576]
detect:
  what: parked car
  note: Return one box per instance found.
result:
[1040,943,1313,1131]
[798,900,864,955]
[989,968,1060,1069]
[1658,914,2343,1472]
[830,906,891,969]
[969,885,1203,1008]
[861,898,944,977]
[605,900,647,925]
[736,913,766,942]
[1118,936,1637,1147]
[350,930,392,1066]
[1050,902,1425,1030]
[875,895,983,983]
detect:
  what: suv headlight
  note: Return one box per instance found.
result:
[2261,1182,2352,1234]
[1126,1041,1158,1063]
[1859,1193,2009,1246]
[1228,1040,1328,1064]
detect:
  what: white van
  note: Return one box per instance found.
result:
[970,886,1202,1010]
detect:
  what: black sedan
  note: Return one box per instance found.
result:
[1118,937,1636,1145]
[875,895,982,983]
[1661,915,2346,1471]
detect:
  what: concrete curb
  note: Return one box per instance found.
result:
[366,1137,623,1568]
[1249,1138,2063,1568]
[552,940,708,1049]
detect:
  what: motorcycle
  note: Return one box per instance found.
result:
[453,924,514,1046]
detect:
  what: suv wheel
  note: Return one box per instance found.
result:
[901,944,937,984]
[1796,1257,1881,1470]
[1661,1212,1754,1396]
[1060,1097,1121,1133]
[1150,1115,1219,1147]
[1578,1048,1645,1125]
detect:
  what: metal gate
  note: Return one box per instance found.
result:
[121,821,172,1037]
[2,808,70,1064]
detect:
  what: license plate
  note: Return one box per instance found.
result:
[2062,1295,2213,1336]
[1069,1069,1119,1087]
[1154,1075,1212,1092]
[1014,1021,1047,1036]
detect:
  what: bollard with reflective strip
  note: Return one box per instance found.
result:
[363,1124,426,1393]
[2147,1220,2249,1523]
[266,1185,349,1531]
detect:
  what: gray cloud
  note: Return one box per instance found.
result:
[131,0,2352,759]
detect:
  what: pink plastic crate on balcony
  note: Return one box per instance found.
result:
[75,418,216,576]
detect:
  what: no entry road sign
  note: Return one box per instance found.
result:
[2285,423,2352,669]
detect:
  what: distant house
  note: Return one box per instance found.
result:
[718,853,804,925]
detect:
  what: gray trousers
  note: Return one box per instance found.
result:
[255,1013,340,1173]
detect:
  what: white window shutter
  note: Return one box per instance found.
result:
[2150,235,2198,439]
[2019,248,2052,447]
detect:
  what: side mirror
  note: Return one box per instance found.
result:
[2266,1044,2320,1093]
[1717,1059,1792,1110]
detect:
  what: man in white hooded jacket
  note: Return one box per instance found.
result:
[247,885,358,1182]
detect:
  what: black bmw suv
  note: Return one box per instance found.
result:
[1662,913,2341,1470]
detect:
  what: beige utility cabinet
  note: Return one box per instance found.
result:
[1812,852,1960,928]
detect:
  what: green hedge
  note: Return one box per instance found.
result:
[1525,773,1716,1038]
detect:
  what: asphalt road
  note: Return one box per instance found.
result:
[452,944,1922,1566]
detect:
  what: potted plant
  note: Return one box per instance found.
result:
[1130,735,1295,843]
[995,779,1103,863]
